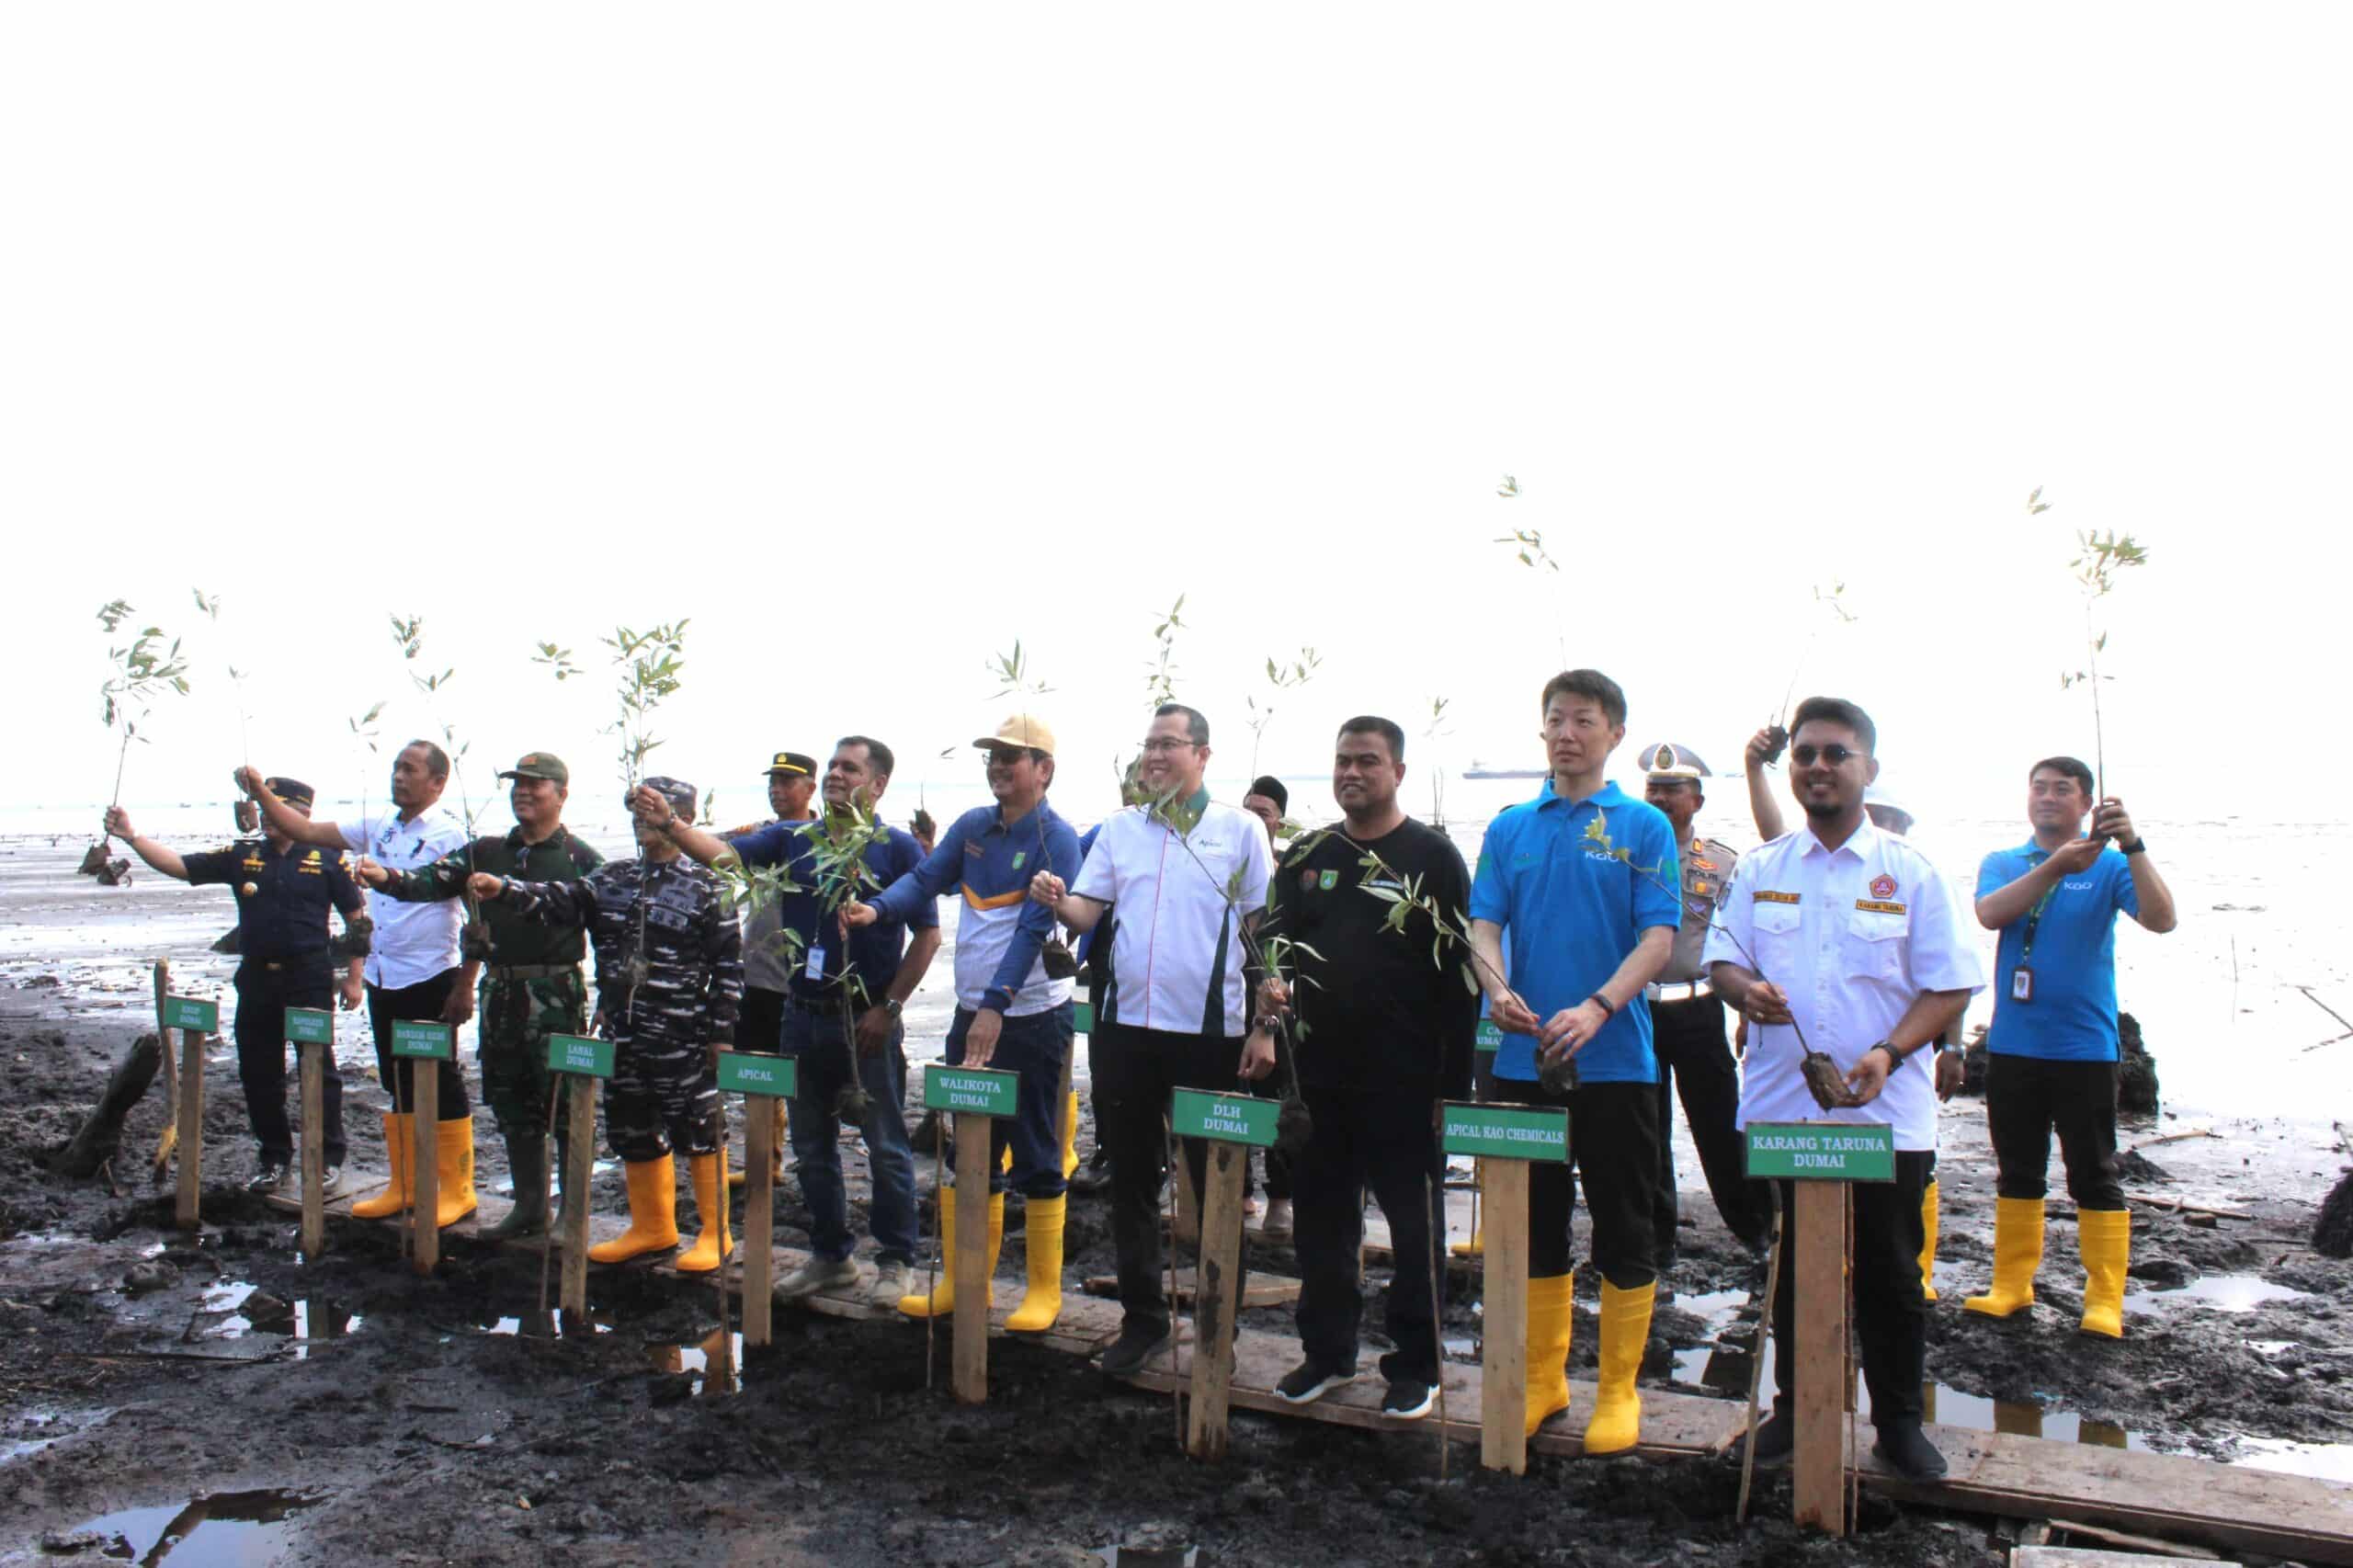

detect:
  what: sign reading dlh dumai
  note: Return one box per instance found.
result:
[1168,1088,1278,1147]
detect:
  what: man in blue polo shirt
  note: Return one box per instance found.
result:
[1469,668,1679,1454]
[845,713,1083,1333]
[1964,756,2177,1337]
[654,735,941,1309]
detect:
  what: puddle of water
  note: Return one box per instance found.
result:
[195,1283,359,1357]
[481,1309,612,1338]
[2237,1436,2353,1483]
[648,1328,745,1395]
[2123,1273,2310,1315]
[64,1488,323,1566]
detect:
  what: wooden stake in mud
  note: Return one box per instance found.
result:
[160,992,221,1232]
[1173,1138,1202,1245]
[392,1019,454,1276]
[1169,1087,1272,1462]
[548,1034,616,1318]
[1437,1097,1568,1476]
[151,960,180,1183]
[1736,1189,1786,1526]
[924,1063,1019,1405]
[285,1007,335,1259]
[717,1051,795,1348]
[1743,1120,1899,1538]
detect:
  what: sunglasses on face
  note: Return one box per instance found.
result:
[1790,744,1860,767]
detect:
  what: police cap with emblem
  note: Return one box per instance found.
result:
[766,751,818,778]
[1640,743,1709,781]
[498,753,570,786]
[265,777,316,809]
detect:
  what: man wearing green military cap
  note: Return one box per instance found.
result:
[358,750,603,1237]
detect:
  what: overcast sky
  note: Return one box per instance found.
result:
[6,6,2347,828]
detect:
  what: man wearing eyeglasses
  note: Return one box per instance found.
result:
[1029,702,1276,1378]
[1707,696,1982,1482]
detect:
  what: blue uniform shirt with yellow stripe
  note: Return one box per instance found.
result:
[183,838,366,966]
[867,799,1082,1015]
[1467,778,1681,1084]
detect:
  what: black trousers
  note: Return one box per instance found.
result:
[1652,993,1773,1252]
[1093,1020,1251,1338]
[233,961,345,1166]
[1772,1150,1933,1429]
[1985,1053,2124,1209]
[1292,1082,1444,1383]
[367,969,470,1119]
[1491,1075,1659,1288]
[734,985,787,1054]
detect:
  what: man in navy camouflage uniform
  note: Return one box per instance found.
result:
[472,776,744,1273]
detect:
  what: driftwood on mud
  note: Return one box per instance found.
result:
[51,1032,164,1179]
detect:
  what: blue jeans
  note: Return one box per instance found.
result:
[944,1003,1072,1198]
[782,1001,918,1266]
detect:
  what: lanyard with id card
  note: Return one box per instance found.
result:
[2011,869,2061,1004]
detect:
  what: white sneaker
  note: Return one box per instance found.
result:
[773,1256,859,1301]
[869,1261,914,1307]
[320,1165,348,1199]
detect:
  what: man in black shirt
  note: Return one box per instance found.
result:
[108,782,369,1195]
[1250,717,1478,1420]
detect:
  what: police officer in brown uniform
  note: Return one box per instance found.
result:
[1639,743,1773,1265]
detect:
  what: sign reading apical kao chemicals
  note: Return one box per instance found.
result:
[1439,1101,1570,1162]
[1744,1121,1896,1183]
[717,1051,795,1097]
[924,1064,1019,1118]
[283,1006,334,1046]
[390,1019,453,1061]
[1474,1018,1504,1054]
[547,1033,615,1079]
[1169,1088,1278,1147]
[161,994,220,1034]
[1074,1000,1095,1035]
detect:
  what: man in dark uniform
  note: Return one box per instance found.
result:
[108,782,369,1194]
[471,775,745,1273]
[358,753,602,1238]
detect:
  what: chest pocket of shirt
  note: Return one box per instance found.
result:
[1843,908,1909,984]
[1752,903,1802,969]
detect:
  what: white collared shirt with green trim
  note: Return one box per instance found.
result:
[1072,796,1274,1039]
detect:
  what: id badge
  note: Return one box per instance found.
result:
[2010,965,2034,1004]
[805,944,826,983]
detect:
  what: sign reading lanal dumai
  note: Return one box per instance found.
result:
[717,1051,796,1097]
[547,1034,615,1079]
[924,1064,1019,1118]
[389,1018,453,1061]
[1439,1100,1570,1162]
[161,994,220,1034]
[1744,1121,1896,1182]
[1168,1088,1278,1148]
[283,1006,334,1046]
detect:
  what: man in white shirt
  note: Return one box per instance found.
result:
[1705,697,1981,1482]
[240,744,478,1228]
[1029,703,1275,1377]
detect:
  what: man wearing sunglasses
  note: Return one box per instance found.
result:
[1707,697,1981,1482]
[1029,702,1276,1378]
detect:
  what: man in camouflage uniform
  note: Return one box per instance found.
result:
[472,775,745,1274]
[360,753,603,1238]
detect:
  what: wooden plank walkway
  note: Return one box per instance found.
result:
[274,1172,2353,1564]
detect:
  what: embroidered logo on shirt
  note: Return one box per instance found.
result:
[1319,869,1338,891]
[1870,873,1897,899]
[1854,899,1906,915]
[1012,851,1027,869]
[1300,869,1318,890]
[1753,890,1801,904]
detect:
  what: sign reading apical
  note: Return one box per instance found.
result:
[161,994,219,1034]
[1474,1018,1504,1054]
[1169,1088,1279,1148]
[924,1064,1019,1118]
[547,1034,615,1079]
[717,1051,796,1097]
[390,1019,453,1061]
[1439,1101,1570,1162]
[1074,1000,1095,1035]
[1744,1121,1896,1183]
[283,1007,334,1046]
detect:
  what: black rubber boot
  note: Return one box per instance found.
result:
[1872,1419,1948,1481]
[485,1132,551,1239]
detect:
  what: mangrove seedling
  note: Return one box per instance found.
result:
[392,614,488,954]
[1496,473,1519,499]
[88,600,193,877]
[601,620,689,1014]
[2052,492,2149,804]
[1244,647,1321,778]
[1760,580,1857,763]
[1141,596,1187,710]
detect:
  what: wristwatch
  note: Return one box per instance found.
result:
[2120,835,2148,856]
[883,998,903,1019]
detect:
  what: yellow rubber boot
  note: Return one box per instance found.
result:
[900,1186,1006,1316]
[677,1150,733,1274]
[1062,1090,1080,1180]
[431,1116,478,1228]
[1523,1269,1575,1436]
[1006,1194,1066,1332]
[1583,1278,1655,1455]
[1919,1179,1941,1301]
[589,1154,680,1263]
[2077,1208,2130,1338]
[1451,1163,1485,1257]
[1961,1196,2045,1318]
[352,1112,412,1219]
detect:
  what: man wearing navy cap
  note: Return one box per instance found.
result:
[108,781,370,1196]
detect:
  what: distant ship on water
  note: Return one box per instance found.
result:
[1461,759,1545,780]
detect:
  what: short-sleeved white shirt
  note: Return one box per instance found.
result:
[1702,819,1982,1152]
[1071,797,1274,1039]
[339,806,470,989]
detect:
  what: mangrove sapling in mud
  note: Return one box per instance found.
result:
[2048,488,2150,806]
[603,621,688,1018]
[87,601,194,881]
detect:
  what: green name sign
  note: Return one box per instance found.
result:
[717,1051,796,1096]
[924,1064,1019,1117]
[547,1033,615,1079]
[1474,1018,1504,1054]
[1439,1101,1570,1162]
[161,994,219,1034]
[1744,1121,1896,1182]
[1074,999,1095,1035]
[390,1019,453,1060]
[1169,1088,1278,1147]
[284,1006,334,1046]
